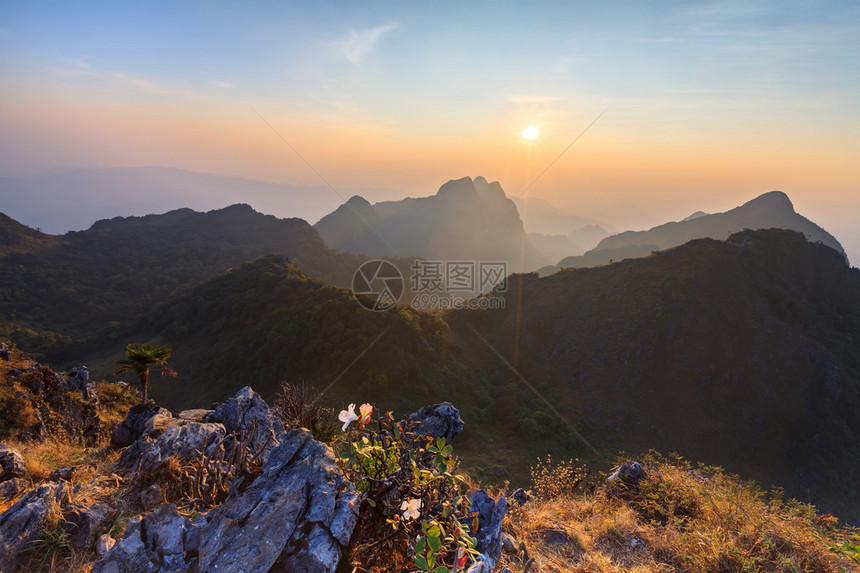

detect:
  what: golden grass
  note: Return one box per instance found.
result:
[501,454,860,573]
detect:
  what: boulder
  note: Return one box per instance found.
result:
[118,422,226,474]
[607,460,646,494]
[509,487,529,506]
[409,402,464,442]
[111,402,174,448]
[63,501,114,548]
[65,366,98,402]
[0,444,29,481]
[203,386,286,461]
[0,482,69,571]
[95,429,359,573]
[537,528,570,545]
[91,504,193,573]
[467,490,507,573]
[193,429,358,573]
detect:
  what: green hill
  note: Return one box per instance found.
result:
[450,228,860,521]
[0,205,367,358]
[115,255,473,410]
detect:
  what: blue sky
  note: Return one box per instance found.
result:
[1,0,859,258]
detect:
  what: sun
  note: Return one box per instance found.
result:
[521,125,540,140]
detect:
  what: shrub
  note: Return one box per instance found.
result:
[337,404,482,573]
[272,380,338,442]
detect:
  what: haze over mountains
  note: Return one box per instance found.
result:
[0,166,402,235]
[315,176,549,272]
[542,190,847,274]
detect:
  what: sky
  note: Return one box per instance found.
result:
[1,1,859,260]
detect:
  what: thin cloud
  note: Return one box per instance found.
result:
[209,80,235,89]
[341,23,397,66]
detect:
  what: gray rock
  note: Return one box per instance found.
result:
[538,528,569,545]
[176,408,212,421]
[65,366,98,401]
[96,533,116,557]
[91,504,193,573]
[467,490,507,571]
[97,391,358,573]
[47,466,75,482]
[510,487,529,505]
[193,429,357,573]
[63,501,113,548]
[0,478,30,501]
[0,444,28,481]
[111,402,173,448]
[0,481,69,572]
[129,422,225,474]
[274,523,340,573]
[203,386,286,461]
[607,460,646,494]
[409,402,465,442]
[500,532,517,553]
[0,342,10,361]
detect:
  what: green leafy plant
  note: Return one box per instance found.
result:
[337,405,482,572]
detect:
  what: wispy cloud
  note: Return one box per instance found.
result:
[341,23,397,66]
[70,58,90,69]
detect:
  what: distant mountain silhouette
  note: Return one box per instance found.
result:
[548,191,846,272]
[315,176,549,272]
[0,166,401,234]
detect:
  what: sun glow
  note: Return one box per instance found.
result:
[521,125,539,140]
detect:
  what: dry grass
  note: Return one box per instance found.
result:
[501,454,860,573]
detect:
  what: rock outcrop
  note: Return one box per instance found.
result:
[193,429,358,573]
[94,428,358,573]
[93,388,358,573]
[0,444,28,481]
[0,482,70,572]
[467,490,507,573]
[607,460,646,495]
[110,402,174,448]
[409,402,464,442]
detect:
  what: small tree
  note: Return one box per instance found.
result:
[114,343,177,401]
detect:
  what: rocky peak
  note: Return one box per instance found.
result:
[739,190,795,214]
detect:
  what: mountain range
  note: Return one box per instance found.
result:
[315,176,549,272]
[0,166,402,235]
[544,190,846,272]
[1,186,858,521]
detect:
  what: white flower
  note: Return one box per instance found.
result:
[338,403,358,431]
[400,498,422,521]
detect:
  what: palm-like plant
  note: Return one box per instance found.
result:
[114,343,177,402]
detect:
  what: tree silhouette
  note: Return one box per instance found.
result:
[114,343,177,401]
